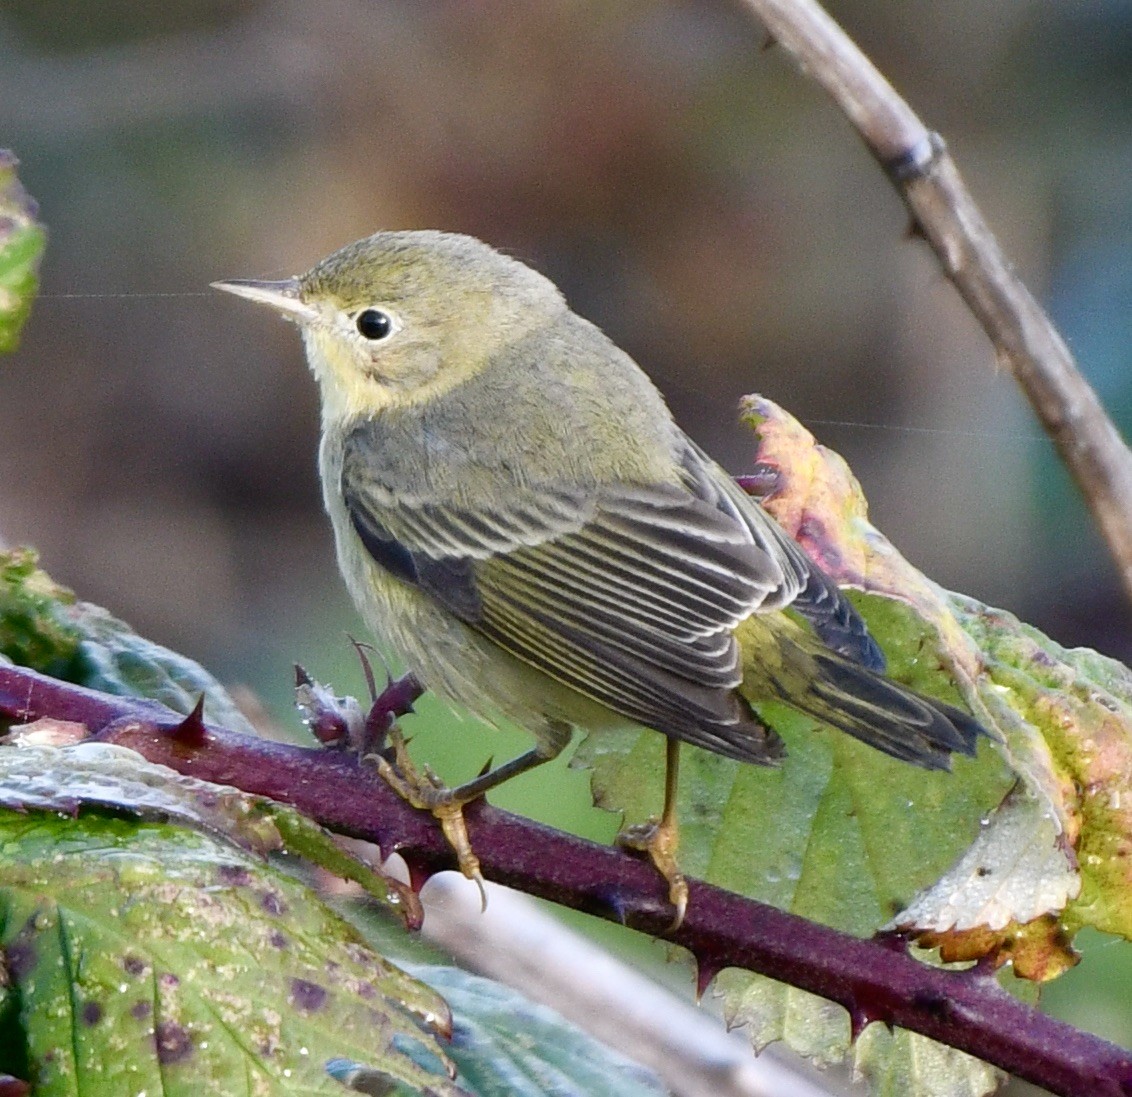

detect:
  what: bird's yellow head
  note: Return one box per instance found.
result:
[213,230,566,422]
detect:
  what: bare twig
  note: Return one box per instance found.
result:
[739,0,1132,601]
[2,664,1131,1097]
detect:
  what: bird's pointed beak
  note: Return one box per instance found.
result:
[210,277,318,323]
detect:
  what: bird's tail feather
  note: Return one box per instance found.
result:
[794,650,984,770]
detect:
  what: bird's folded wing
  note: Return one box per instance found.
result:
[340,434,798,758]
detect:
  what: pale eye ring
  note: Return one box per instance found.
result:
[355,308,395,340]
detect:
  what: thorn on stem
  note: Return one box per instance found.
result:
[167,696,207,748]
[971,952,1005,980]
[401,856,435,896]
[871,927,910,953]
[848,1001,876,1042]
[693,953,724,1002]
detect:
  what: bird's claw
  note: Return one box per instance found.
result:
[617,815,688,932]
[372,728,487,910]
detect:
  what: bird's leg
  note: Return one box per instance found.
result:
[617,737,688,931]
[370,720,570,907]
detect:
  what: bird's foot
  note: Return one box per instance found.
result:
[370,727,486,909]
[617,814,688,932]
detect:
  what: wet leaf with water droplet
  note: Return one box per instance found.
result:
[0,805,458,1095]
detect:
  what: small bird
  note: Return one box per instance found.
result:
[214,230,984,927]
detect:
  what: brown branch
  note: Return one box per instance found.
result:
[739,0,1132,602]
[2,664,1131,1096]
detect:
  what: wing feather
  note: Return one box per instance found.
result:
[340,428,807,760]
[480,554,739,685]
[505,540,719,636]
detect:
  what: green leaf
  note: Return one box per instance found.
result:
[853,1026,1003,1097]
[0,741,669,1096]
[0,799,461,1095]
[0,740,286,852]
[0,151,45,354]
[0,549,81,677]
[1,548,258,736]
[0,736,417,925]
[717,970,1005,1094]
[413,966,666,1097]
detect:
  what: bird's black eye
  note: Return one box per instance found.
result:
[356,309,394,340]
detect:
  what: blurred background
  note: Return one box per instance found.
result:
[1,0,1130,1091]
